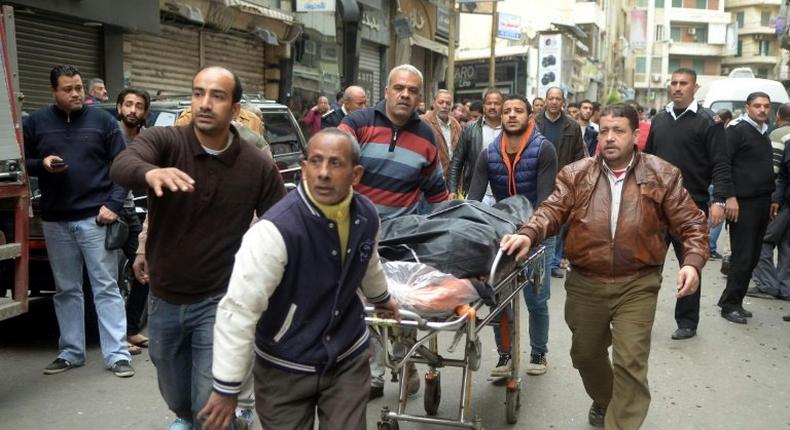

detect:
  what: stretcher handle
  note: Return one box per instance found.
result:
[489,244,544,283]
[489,247,507,283]
[364,306,428,329]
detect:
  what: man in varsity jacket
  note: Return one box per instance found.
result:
[198,128,398,430]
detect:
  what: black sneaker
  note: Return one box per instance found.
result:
[709,251,723,260]
[526,353,547,375]
[588,402,607,427]
[111,360,135,378]
[490,353,512,378]
[43,358,80,375]
[369,385,384,401]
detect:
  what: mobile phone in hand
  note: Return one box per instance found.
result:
[50,160,68,169]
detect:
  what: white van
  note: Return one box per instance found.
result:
[696,68,789,127]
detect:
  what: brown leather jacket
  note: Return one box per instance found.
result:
[421,110,462,178]
[520,152,709,283]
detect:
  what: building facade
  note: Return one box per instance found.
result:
[722,0,782,79]
[629,0,732,110]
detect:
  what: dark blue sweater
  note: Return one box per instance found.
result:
[23,105,127,221]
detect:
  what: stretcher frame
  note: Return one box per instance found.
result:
[365,245,545,430]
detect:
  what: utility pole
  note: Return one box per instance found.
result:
[488,1,497,87]
[447,0,456,94]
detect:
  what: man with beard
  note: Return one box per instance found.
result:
[448,88,504,198]
[111,66,286,430]
[115,88,152,355]
[501,103,708,429]
[466,95,558,377]
[340,63,448,399]
[578,99,599,156]
[645,68,733,339]
[322,85,368,129]
[534,87,585,279]
[24,65,131,377]
[85,77,109,104]
[717,92,776,323]
[421,89,462,180]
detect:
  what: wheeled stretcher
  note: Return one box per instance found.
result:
[365,246,545,430]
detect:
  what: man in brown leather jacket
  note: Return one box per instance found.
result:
[500,103,709,430]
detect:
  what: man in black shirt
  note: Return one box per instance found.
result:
[645,68,733,340]
[717,92,776,323]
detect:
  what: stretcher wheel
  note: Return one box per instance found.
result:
[378,420,399,430]
[423,371,441,415]
[505,385,521,424]
[467,339,482,371]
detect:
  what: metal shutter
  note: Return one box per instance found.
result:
[15,13,103,111]
[124,25,200,97]
[203,31,266,97]
[359,42,382,104]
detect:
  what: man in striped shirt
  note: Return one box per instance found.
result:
[340,64,449,399]
[340,64,449,221]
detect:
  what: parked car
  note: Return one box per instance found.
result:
[95,96,307,188]
[2,97,306,296]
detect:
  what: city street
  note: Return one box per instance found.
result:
[1,246,789,430]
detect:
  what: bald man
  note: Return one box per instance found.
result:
[322,85,368,129]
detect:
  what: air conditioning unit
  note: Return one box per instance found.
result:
[687,27,696,35]
[651,73,662,83]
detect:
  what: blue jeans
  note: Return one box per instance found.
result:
[148,294,222,429]
[710,222,723,253]
[42,218,129,367]
[551,228,565,270]
[493,236,554,356]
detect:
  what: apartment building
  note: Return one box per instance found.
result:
[721,0,781,79]
[630,0,732,109]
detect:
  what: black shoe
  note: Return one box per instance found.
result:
[721,310,747,324]
[709,251,723,260]
[369,385,384,400]
[43,358,81,375]
[588,402,607,427]
[783,314,790,322]
[745,287,777,300]
[550,268,565,278]
[671,328,696,340]
[737,307,753,318]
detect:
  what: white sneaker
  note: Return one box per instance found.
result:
[526,353,547,375]
[490,353,512,378]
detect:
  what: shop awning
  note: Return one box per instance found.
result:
[410,34,448,57]
[223,0,295,24]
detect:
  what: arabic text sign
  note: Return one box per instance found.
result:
[497,12,521,41]
[296,0,336,12]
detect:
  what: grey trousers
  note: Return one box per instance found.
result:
[254,351,370,430]
[752,229,790,298]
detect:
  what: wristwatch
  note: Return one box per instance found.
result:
[713,201,725,208]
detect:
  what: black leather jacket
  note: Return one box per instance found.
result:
[448,118,484,195]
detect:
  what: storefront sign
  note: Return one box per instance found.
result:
[296,0,335,12]
[436,5,450,40]
[397,0,437,40]
[537,33,563,98]
[497,12,521,41]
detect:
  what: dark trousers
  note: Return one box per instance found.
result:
[121,208,148,335]
[668,201,707,330]
[254,351,371,430]
[719,195,772,312]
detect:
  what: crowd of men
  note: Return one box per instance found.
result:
[21,60,789,430]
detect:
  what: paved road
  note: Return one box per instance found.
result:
[1,247,789,429]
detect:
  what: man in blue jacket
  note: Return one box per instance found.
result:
[198,128,398,430]
[466,94,558,378]
[23,64,133,377]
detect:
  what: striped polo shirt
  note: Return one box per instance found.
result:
[340,101,449,220]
